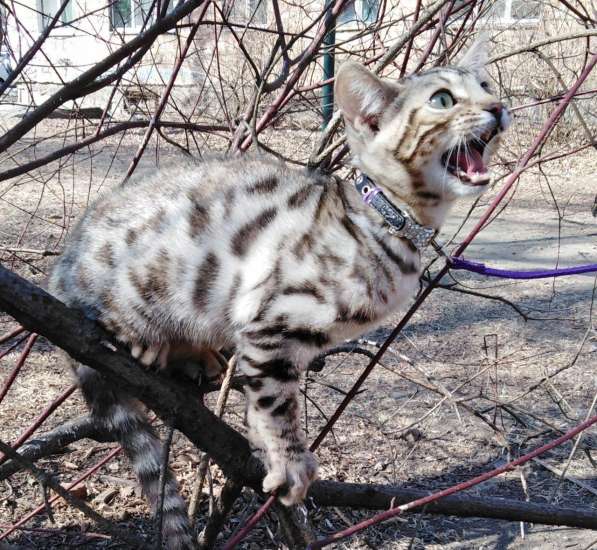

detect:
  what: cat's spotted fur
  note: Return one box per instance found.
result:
[49,42,509,549]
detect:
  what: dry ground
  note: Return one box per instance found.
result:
[0,120,596,549]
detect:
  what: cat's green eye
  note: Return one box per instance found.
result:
[429,90,455,109]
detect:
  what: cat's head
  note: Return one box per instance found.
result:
[336,39,510,208]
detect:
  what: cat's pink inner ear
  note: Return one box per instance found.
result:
[335,62,396,132]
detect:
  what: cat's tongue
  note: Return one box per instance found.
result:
[454,148,487,177]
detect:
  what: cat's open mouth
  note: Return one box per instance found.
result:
[442,129,498,187]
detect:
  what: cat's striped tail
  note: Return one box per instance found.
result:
[74,362,194,549]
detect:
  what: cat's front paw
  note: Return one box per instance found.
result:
[262,450,318,506]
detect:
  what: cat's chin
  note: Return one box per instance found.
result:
[428,170,490,199]
[422,165,490,200]
[447,176,491,198]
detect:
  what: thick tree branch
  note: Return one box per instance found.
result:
[309,480,597,529]
[0,415,113,481]
[0,438,142,547]
[0,265,265,489]
[2,266,597,530]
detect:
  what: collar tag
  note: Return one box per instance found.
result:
[354,174,435,251]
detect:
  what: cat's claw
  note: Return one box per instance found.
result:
[262,451,318,506]
[129,342,170,369]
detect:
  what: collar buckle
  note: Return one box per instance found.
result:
[388,216,435,250]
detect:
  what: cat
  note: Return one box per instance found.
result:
[48,40,510,549]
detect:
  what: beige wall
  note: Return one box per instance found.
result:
[4,0,189,113]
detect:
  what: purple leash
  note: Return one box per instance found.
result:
[449,257,597,279]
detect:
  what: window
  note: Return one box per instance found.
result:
[485,0,541,25]
[338,0,379,25]
[37,0,73,31]
[337,1,356,24]
[360,0,378,23]
[110,0,178,31]
[1,5,6,47]
[0,52,12,84]
[110,0,153,30]
[229,0,267,25]
[510,0,541,21]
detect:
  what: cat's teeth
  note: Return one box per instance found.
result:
[453,169,489,187]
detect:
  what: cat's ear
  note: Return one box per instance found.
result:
[335,62,399,133]
[457,34,489,73]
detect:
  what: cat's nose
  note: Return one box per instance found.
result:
[485,103,503,128]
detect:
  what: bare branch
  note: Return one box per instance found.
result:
[0,0,210,154]
[0,438,143,547]
[0,415,112,482]
[488,30,597,64]
[309,480,597,529]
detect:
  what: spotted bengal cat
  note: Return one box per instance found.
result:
[49,40,510,549]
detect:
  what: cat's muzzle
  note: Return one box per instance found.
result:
[441,127,499,187]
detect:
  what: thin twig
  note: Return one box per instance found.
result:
[188,353,237,524]
[197,478,244,550]
[0,438,142,547]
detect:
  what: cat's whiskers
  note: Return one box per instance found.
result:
[440,141,456,190]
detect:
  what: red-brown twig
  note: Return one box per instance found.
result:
[399,0,423,76]
[0,445,123,541]
[410,0,456,73]
[0,326,26,346]
[0,438,139,546]
[222,493,276,550]
[0,333,37,404]
[0,384,77,466]
[308,413,597,548]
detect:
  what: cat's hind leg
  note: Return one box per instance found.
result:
[71,359,194,549]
